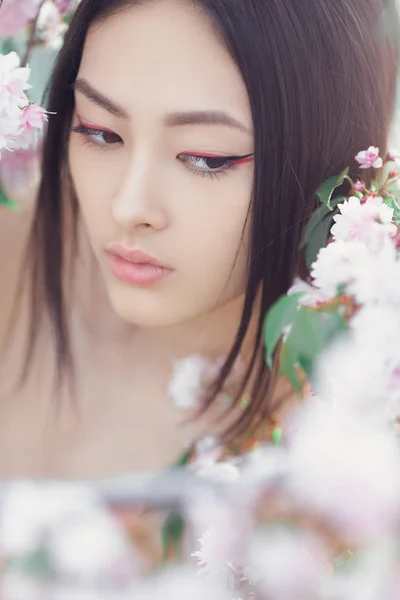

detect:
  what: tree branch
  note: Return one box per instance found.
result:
[21,0,47,67]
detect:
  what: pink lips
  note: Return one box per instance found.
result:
[106,244,173,286]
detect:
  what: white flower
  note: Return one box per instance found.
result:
[0,52,46,159]
[168,355,208,409]
[331,196,396,249]
[288,277,333,307]
[132,566,230,600]
[0,52,31,116]
[322,540,398,600]
[241,444,288,488]
[288,402,400,542]
[0,573,45,600]
[0,482,100,556]
[48,510,138,583]
[0,111,23,152]
[191,528,237,579]
[348,237,400,306]
[190,501,251,587]
[37,0,68,49]
[310,239,369,296]
[190,436,240,482]
[197,460,240,483]
[246,527,328,600]
[315,305,400,421]
[186,493,251,577]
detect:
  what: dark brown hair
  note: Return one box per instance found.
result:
[24,0,399,440]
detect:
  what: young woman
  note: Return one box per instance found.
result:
[0,0,398,479]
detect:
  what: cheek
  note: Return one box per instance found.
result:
[175,181,252,303]
[67,140,116,242]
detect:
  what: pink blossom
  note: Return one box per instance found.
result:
[0,144,41,208]
[311,239,369,297]
[0,54,46,159]
[386,148,400,166]
[389,365,400,392]
[353,179,366,192]
[55,0,75,14]
[0,111,22,152]
[0,0,41,37]
[21,104,48,131]
[0,52,31,116]
[355,146,383,169]
[331,196,396,249]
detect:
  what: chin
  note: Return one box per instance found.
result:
[106,289,186,328]
[111,301,170,328]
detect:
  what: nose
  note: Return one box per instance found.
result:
[110,154,169,233]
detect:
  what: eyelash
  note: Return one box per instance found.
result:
[69,123,252,181]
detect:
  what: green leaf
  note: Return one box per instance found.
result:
[161,512,185,561]
[159,447,192,560]
[301,195,345,250]
[384,194,400,223]
[63,12,74,26]
[301,196,346,269]
[264,292,304,370]
[174,447,193,467]
[0,187,18,210]
[0,38,17,55]
[9,549,51,576]
[301,204,332,249]
[279,340,302,392]
[304,213,334,269]
[279,306,348,389]
[316,168,349,210]
[271,426,284,446]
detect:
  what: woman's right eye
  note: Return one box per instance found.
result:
[70,123,123,148]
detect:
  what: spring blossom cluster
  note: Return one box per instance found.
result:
[0,0,75,39]
[0,51,47,159]
[171,147,400,599]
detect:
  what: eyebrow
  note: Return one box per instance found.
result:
[72,78,252,137]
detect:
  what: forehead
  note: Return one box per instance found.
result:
[78,0,252,125]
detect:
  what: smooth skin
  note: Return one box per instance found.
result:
[0,0,292,479]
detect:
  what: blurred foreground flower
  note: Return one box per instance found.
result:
[246,526,329,600]
[0,482,139,587]
[0,0,41,38]
[288,402,400,543]
[37,0,68,50]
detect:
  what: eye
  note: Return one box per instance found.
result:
[178,152,253,180]
[70,123,123,148]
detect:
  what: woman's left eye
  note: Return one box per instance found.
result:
[178,154,241,179]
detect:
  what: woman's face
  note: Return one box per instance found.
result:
[68,0,254,327]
